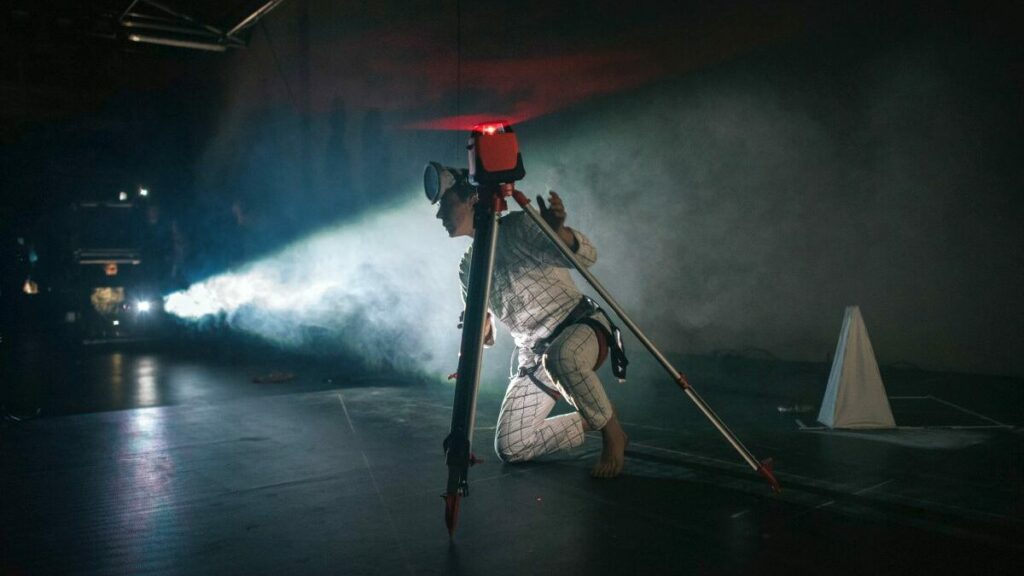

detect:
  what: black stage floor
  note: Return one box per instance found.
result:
[2,340,1022,575]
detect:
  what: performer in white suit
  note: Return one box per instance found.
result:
[431,168,628,478]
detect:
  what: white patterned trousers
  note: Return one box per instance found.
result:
[494,315,614,463]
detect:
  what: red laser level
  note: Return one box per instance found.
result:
[467,121,525,186]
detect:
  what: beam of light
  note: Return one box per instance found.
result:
[399,51,667,131]
[164,198,470,374]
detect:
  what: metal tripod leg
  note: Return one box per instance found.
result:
[443,185,507,536]
[510,190,781,494]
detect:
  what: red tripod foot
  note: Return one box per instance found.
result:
[757,458,782,494]
[444,493,461,537]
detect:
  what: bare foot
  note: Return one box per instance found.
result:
[591,412,628,478]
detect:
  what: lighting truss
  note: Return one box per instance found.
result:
[119,0,286,52]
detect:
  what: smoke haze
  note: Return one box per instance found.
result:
[520,40,1022,375]
[166,199,474,377]
[164,3,1020,378]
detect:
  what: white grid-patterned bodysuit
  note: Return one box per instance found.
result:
[459,211,614,462]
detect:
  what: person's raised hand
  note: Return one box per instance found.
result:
[537,191,567,231]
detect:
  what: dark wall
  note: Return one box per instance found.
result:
[3,1,1020,376]
[188,1,1019,375]
[523,33,1022,377]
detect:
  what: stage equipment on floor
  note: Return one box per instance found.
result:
[817,306,896,429]
[436,121,780,538]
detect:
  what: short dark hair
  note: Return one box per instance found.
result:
[450,169,475,201]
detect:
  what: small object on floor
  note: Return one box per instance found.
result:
[1,405,41,423]
[777,404,814,413]
[252,371,295,384]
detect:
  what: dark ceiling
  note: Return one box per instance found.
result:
[0,0,280,133]
[1,0,1018,221]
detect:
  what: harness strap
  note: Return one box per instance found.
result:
[582,315,628,381]
[586,318,610,369]
[517,365,563,401]
[531,296,629,380]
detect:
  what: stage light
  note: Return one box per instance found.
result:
[139,188,149,197]
[136,300,152,313]
[127,33,228,52]
[119,191,128,201]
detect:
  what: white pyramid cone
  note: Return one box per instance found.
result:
[817,306,896,429]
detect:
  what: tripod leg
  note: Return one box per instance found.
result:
[444,492,461,536]
[510,190,781,494]
[443,186,504,536]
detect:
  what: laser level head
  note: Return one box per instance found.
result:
[467,121,526,186]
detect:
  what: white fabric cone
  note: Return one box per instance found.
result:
[818,306,896,429]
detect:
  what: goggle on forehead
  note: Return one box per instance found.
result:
[423,162,468,205]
